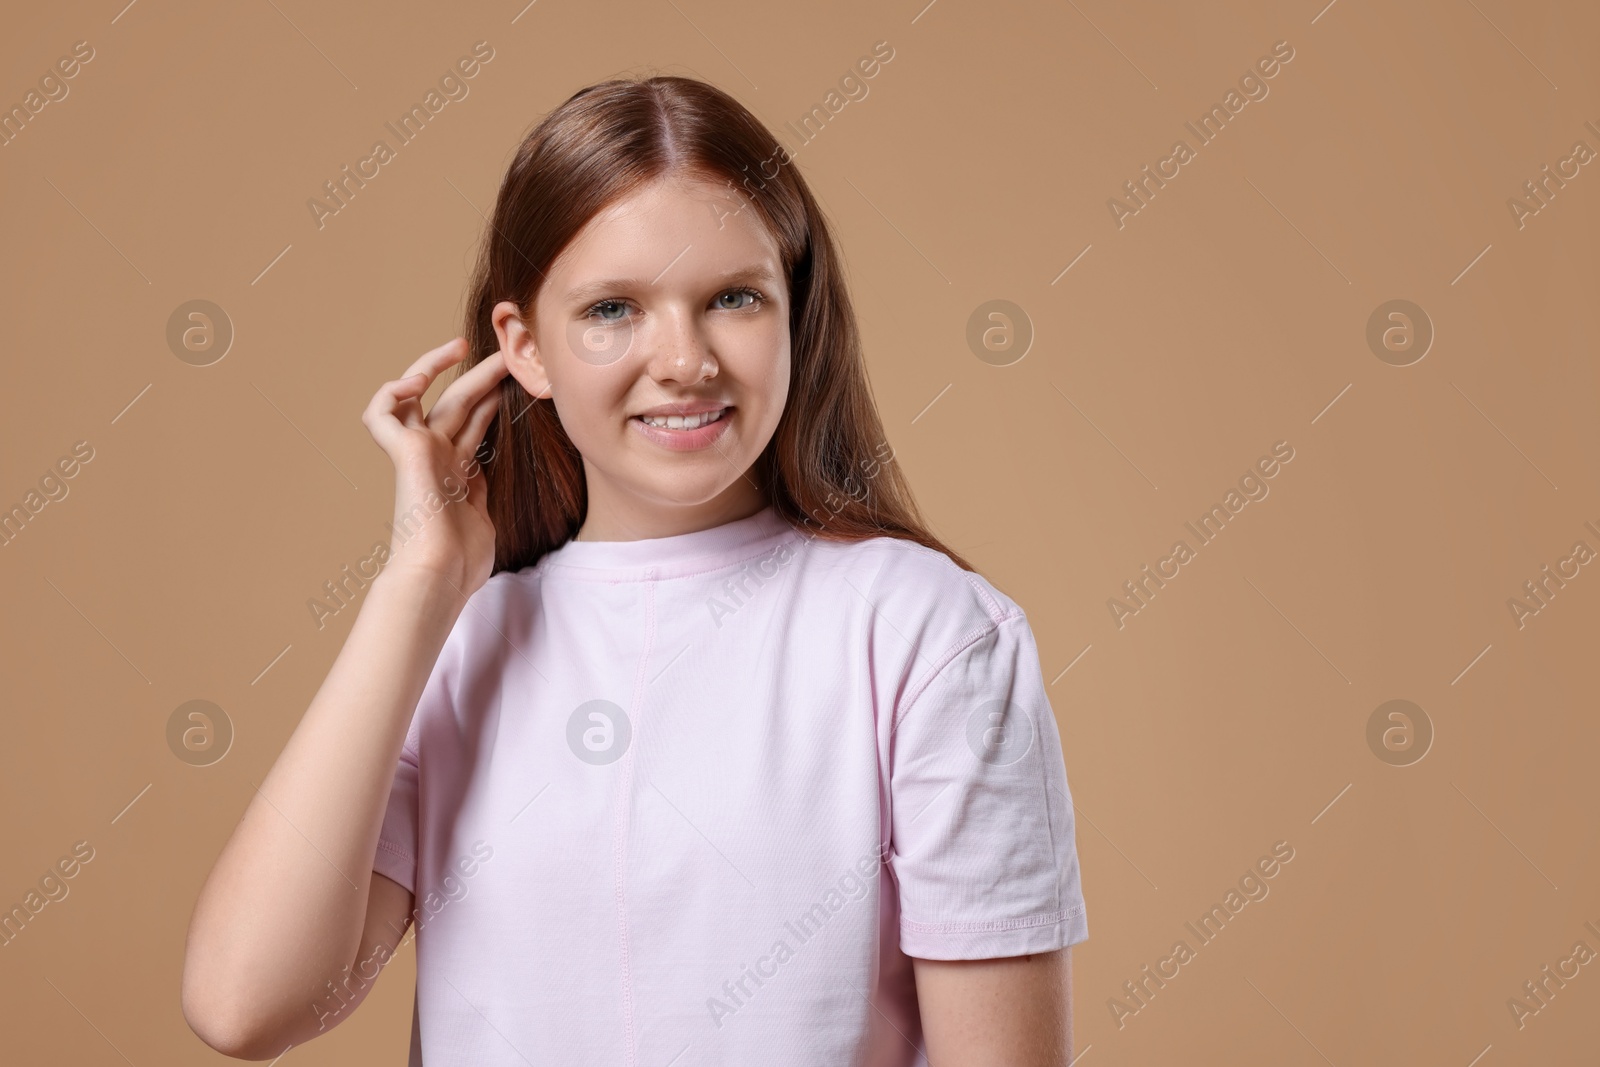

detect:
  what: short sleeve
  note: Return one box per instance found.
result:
[373,631,460,896]
[373,736,419,895]
[374,604,473,895]
[888,611,1088,959]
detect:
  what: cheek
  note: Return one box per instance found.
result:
[547,375,621,450]
[735,338,790,440]
[744,324,791,403]
[709,317,787,404]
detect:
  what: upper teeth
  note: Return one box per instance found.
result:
[639,409,726,429]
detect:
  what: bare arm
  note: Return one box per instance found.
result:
[181,570,460,1057]
[912,947,1074,1066]
[181,340,508,1058]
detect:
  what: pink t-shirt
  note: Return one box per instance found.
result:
[373,504,1088,1065]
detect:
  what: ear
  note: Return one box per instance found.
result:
[491,300,553,399]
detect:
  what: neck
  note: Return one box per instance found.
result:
[575,479,768,543]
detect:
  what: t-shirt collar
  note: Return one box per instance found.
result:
[538,504,794,579]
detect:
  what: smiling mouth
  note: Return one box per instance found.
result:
[632,407,730,430]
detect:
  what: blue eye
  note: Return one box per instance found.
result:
[717,287,764,310]
[582,287,764,322]
[586,300,629,323]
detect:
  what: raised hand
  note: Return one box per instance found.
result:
[361,337,510,596]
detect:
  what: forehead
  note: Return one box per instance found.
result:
[545,174,782,293]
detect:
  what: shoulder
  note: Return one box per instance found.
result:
[802,531,1028,685]
[432,566,543,669]
[815,530,1021,619]
[400,567,542,748]
[476,564,543,605]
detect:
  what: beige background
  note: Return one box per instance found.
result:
[2,0,1597,1063]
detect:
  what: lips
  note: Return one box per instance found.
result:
[633,407,728,431]
[631,398,730,418]
[628,406,734,452]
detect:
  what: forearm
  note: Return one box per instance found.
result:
[182,567,463,1051]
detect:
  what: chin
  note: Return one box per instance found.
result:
[628,467,747,505]
[651,482,744,508]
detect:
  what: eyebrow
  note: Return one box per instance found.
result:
[564,262,783,304]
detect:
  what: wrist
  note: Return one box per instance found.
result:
[379,540,473,590]
[371,560,473,608]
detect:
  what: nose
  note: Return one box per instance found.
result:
[645,304,718,386]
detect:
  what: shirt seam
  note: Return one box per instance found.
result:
[957,567,1007,623]
[891,608,1026,735]
[858,539,1018,728]
[614,568,656,1067]
[901,903,1086,935]
[375,838,415,864]
[1040,754,1062,915]
[534,529,801,582]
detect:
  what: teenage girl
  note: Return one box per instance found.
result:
[182,75,1088,1066]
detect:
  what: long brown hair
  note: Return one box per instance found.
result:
[459,73,975,576]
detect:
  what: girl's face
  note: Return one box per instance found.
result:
[493,173,791,540]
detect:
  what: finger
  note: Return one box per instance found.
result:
[364,338,476,450]
[427,349,511,441]
[363,371,434,443]
[399,336,470,385]
[379,372,433,412]
[452,384,504,463]
[362,372,427,446]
